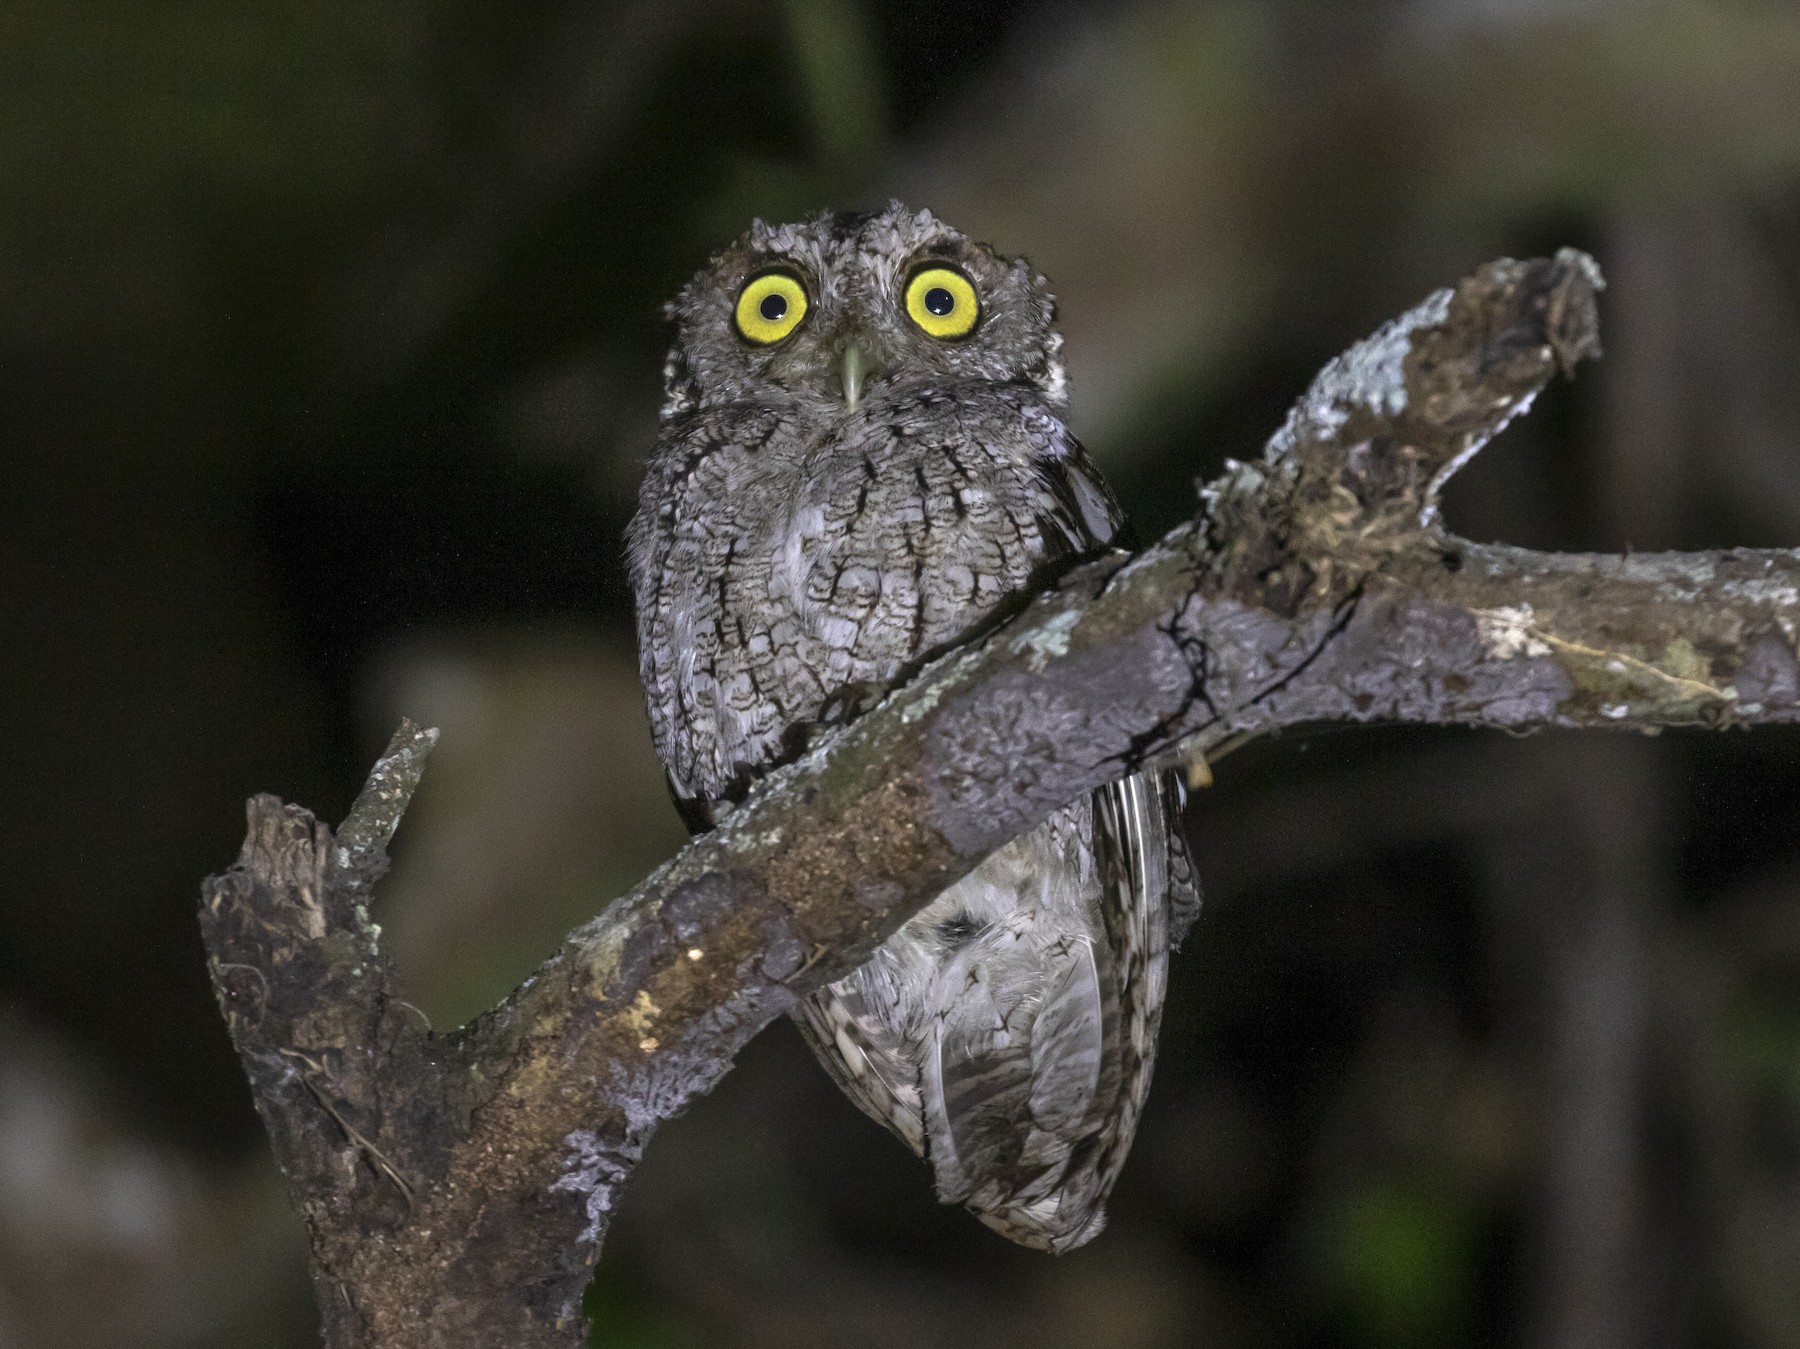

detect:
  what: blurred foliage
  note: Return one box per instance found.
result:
[4,1,1800,1346]
[584,1266,702,1349]
[1326,1180,1479,1346]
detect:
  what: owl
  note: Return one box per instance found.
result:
[627,203,1197,1253]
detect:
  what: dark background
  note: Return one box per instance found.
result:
[5,1,1800,1345]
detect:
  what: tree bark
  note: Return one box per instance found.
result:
[199,249,1800,1346]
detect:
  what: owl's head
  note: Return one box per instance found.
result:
[659,203,1066,421]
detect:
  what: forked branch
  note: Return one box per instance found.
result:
[199,249,1800,1347]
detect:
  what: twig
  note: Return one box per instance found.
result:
[283,1050,418,1207]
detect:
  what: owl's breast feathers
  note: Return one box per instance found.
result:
[629,383,1120,808]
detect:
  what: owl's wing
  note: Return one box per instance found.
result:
[793,966,927,1154]
[1070,766,1190,1199]
[1031,422,1130,554]
[920,767,1193,1253]
[1159,767,1202,950]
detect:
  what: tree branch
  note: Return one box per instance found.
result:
[200,249,1800,1347]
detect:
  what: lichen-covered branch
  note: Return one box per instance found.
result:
[199,249,1800,1348]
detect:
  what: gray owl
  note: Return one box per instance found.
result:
[627,203,1197,1253]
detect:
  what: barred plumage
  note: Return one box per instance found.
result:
[628,203,1197,1251]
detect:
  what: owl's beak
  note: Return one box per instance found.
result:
[838,342,873,412]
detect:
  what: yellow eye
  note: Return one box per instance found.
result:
[905,266,980,339]
[734,270,809,344]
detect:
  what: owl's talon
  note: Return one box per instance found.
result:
[1183,752,1213,790]
[817,679,891,726]
[782,943,830,984]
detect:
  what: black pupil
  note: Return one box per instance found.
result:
[924,286,956,317]
[759,292,788,322]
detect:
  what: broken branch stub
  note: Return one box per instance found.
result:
[1202,249,1604,611]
